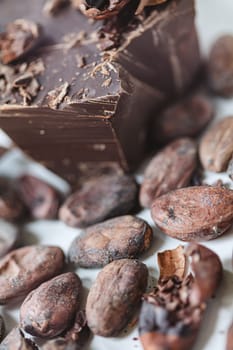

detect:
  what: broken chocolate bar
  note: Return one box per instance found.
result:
[0,0,200,184]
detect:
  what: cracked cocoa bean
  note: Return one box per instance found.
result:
[17,175,60,220]
[151,186,233,241]
[139,244,223,350]
[199,116,233,173]
[20,272,82,339]
[69,215,153,267]
[140,138,197,208]
[86,259,148,336]
[0,245,65,304]
[59,173,138,228]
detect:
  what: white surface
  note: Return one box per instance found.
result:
[0,1,233,349]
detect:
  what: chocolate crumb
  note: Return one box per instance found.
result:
[47,82,70,109]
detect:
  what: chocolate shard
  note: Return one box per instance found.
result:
[0,0,200,184]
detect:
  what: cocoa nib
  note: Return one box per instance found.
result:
[17,175,60,220]
[0,19,41,64]
[151,186,233,241]
[140,138,197,208]
[208,35,233,97]
[152,94,213,146]
[139,244,223,350]
[199,116,233,173]
[59,173,138,228]
[0,327,38,350]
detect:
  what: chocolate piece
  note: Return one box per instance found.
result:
[0,0,200,184]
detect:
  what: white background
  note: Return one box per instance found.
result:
[0,0,233,349]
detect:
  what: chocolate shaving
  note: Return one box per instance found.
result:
[0,19,41,64]
[47,82,70,109]
[0,58,44,105]
[73,0,168,19]
[136,0,167,15]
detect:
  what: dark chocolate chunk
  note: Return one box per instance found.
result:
[0,0,201,184]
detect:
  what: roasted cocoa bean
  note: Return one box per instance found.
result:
[86,259,148,336]
[0,220,19,258]
[0,327,38,350]
[208,35,233,97]
[140,138,197,208]
[0,245,65,304]
[151,186,233,241]
[69,215,153,267]
[199,116,233,172]
[20,272,82,338]
[152,94,213,146]
[17,175,60,220]
[0,178,25,221]
[59,174,138,228]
